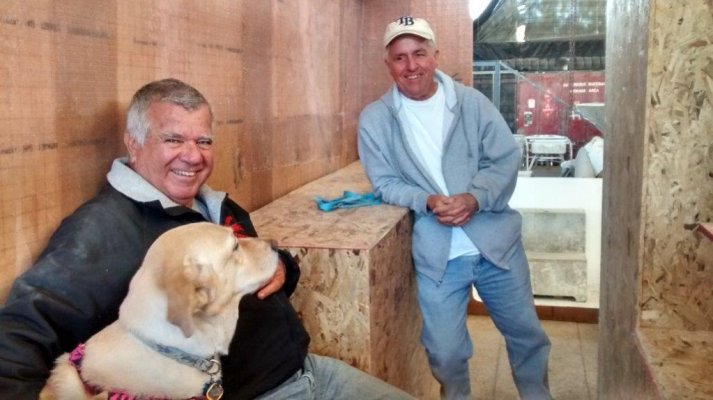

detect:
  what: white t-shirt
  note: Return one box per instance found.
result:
[400,84,479,260]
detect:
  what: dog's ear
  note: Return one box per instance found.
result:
[162,254,216,337]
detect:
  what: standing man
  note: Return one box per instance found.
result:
[0,78,414,400]
[358,17,552,400]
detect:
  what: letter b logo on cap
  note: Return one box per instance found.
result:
[398,16,414,26]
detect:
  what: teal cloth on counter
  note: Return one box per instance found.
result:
[314,191,382,212]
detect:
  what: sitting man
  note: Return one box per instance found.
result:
[0,78,414,400]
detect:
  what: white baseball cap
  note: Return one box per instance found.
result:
[383,16,436,48]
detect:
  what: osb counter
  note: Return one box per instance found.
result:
[251,162,437,399]
[638,328,713,399]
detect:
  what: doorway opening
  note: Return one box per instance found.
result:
[470,0,606,316]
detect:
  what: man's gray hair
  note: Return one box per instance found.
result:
[126,78,213,146]
[384,38,437,60]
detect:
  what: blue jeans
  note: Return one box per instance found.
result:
[416,253,552,400]
[255,353,415,399]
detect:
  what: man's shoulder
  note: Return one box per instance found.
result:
[359,96,392,125]
[52,185,147,237]
[74,184,138,214]
[363,96,389,111]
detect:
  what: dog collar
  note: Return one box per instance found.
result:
[135,337,222,375]
[130,332,225,400]
[139,343,224,400]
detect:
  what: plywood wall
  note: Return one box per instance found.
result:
[1,0,123,300]
[640,0,713,331]
[599,0,713,397]
[0,0,471,302]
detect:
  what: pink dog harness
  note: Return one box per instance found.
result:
[68,343,213,400]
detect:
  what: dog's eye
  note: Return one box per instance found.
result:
[233,240,240,250]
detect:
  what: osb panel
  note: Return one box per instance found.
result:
[236,0,363,207]
[0,1,121,301]
[340,0,364,171]
[598,0,653,398]
[283,230,436,398]
[640,0,713,331]
[368,217,439,399]
[361,0,472,106]
[287,246,372,369]
[273,1,342,117]
[639,327,713,399]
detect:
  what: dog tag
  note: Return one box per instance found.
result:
[206,382,224,400]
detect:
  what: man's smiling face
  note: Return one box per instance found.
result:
[126,101,214,206]
[385,34,439,101]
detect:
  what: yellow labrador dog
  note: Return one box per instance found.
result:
[40,222,279,400]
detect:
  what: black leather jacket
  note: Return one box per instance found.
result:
[0,184,309,399]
